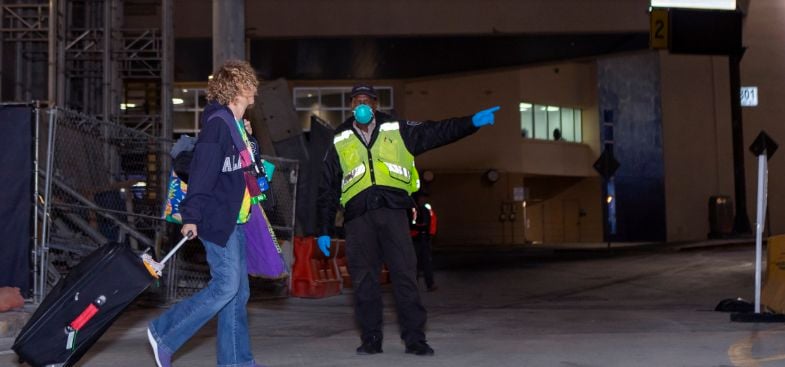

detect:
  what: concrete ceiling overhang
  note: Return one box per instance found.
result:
[175,33,649,81]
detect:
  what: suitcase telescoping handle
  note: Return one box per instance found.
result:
[159,231,193,266]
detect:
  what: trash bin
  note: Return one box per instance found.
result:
[708,195,733,238]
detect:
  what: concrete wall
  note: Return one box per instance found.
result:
[401,62,603,245]
[597,52,666,242]
[403,69,520,172]
[532,177,604,243]
[741,0,785,236]
[656,0,785,241]
[659,53,735,241]
[424,172,603,246]
[405,63,598,175]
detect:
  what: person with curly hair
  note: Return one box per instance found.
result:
[147,59,267,367]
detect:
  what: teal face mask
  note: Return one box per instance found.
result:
[353,104,373,124]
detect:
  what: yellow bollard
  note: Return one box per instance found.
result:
[761,234,785,313]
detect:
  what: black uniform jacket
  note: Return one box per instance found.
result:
[316,111,478,236]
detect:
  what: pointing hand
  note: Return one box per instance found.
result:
[472,106,500,127]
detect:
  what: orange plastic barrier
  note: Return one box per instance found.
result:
[291,236,342,298]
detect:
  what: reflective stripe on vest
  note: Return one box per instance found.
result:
[342,163,366,188]
[334,121,419,206]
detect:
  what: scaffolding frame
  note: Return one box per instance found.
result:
[0,0,171,128]
[0,0,173,302]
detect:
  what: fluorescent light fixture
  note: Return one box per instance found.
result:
[172,98,184,105]
[519,102,532,112]
[546,106,560,112]
[120,103,136,110]
[651,0,736,10]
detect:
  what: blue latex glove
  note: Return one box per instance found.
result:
[317,235,331,256]
[472,106,501,127]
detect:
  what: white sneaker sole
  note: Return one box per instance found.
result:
[147,328,163,367]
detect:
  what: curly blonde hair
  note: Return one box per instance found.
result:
[206,60,259,105]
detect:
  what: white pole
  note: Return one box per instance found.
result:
[754,154,767,313]
[160,235,191,266]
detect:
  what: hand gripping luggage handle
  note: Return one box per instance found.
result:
[160,232,193,266]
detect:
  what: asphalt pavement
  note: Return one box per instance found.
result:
[4,239,785,367]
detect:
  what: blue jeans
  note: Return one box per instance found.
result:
[149,225,255,367]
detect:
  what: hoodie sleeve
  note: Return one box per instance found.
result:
[179,117,226,225]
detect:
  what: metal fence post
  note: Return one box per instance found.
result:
[31,103,41,303]
[37,108,57,303]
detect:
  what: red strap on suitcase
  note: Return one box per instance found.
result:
[69,303,98,331]
[69,295,106,331]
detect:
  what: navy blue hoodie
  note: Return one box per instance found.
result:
[179,101,246,247]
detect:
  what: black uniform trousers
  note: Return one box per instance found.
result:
[344,207,427,345]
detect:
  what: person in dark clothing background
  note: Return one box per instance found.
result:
[316,83,499,356]
[411,192,437,292]
[553,128,563,141]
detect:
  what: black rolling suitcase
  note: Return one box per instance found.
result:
[12,237,188,367]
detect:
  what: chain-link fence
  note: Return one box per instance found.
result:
[37,107,298,304]
[37,107,168,302]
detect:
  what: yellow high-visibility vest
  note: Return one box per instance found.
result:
[334,121,420,206]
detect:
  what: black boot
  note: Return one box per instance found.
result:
[405,340,435,356]
[356,335,383,355]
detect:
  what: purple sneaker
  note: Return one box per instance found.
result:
[147,328,172,367]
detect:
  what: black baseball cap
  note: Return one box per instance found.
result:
[350,84,378,100]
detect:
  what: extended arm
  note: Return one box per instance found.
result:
[401,106,500,156]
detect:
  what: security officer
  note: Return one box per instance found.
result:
[316,83,498,357]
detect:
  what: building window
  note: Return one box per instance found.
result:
[293,86,394,131]
[547,106,561,140]
[534,104,548,140]
[519,102,583,143]
[172,86,396,135]
[173,88,207,135]
[520,103,533,138]
[561,107,575,141]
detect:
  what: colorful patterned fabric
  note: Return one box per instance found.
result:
[163,170,187,224]
[228,118,266,204]
[164,119,276,225]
